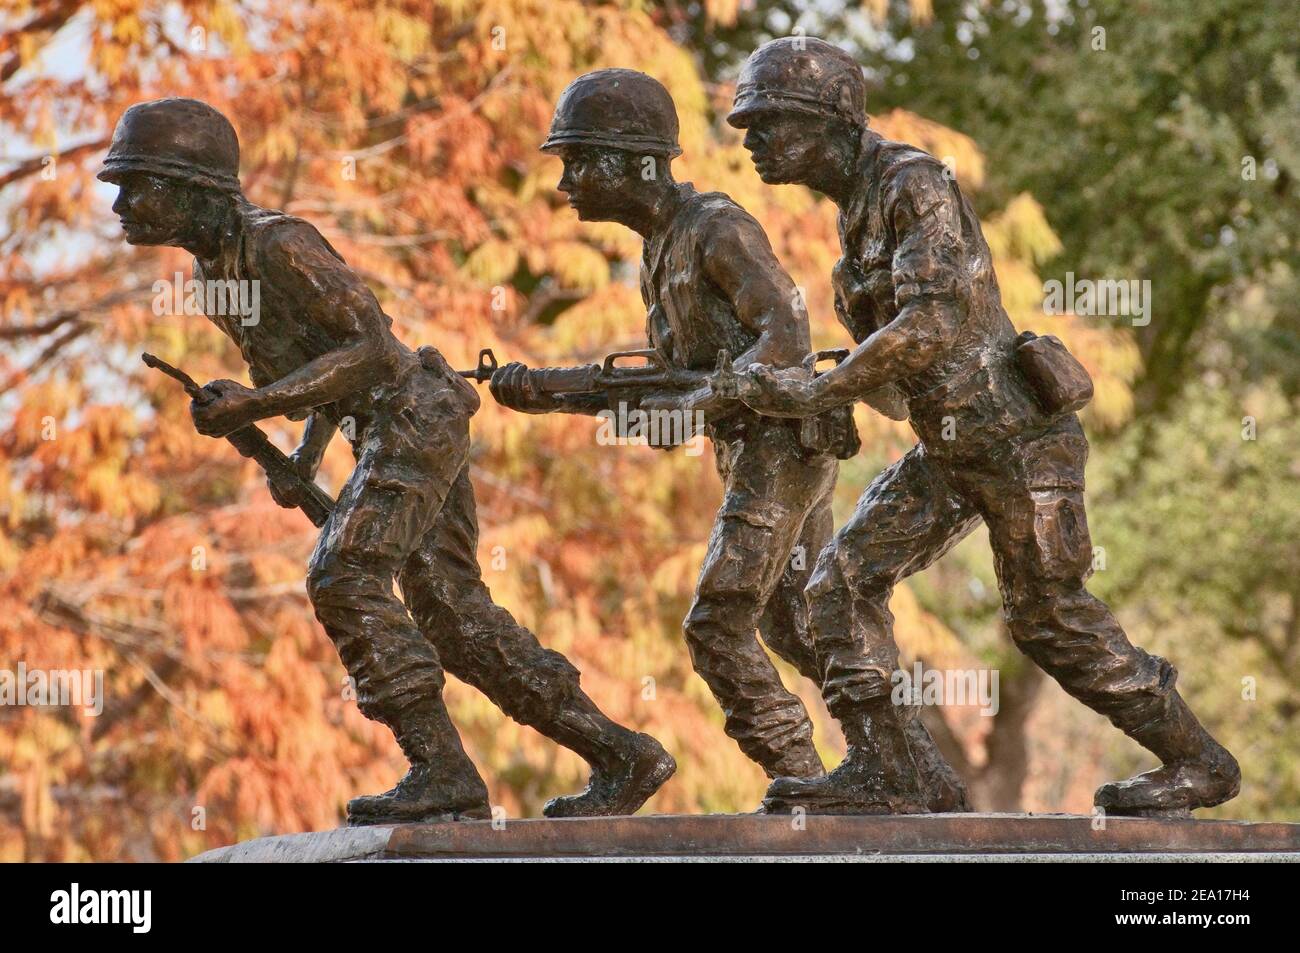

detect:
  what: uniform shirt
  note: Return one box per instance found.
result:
[835,132,1042,451]
[639,183,790,372]
[192,199,472,444]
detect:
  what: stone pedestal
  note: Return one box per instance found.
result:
[190,813,1300,862]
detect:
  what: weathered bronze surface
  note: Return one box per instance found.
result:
[489,71,963,810]
[102,67,1242,833]
[102,98,673,825]
[721,38,1240,817]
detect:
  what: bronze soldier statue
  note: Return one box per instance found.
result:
[100,98,673,823]
[722,38,1241,816]
[490,70,966,810]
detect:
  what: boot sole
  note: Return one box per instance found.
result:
[762,792,928,816]
[1100,806,1193,819]
[347,803,492,826]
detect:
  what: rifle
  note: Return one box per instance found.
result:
[141,353,336,527]
[495,347,729,407]
[476,345,860,458]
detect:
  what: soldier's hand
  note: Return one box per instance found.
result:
[488,362,560,414]
[191,379,259,437]
[734,363,822,418]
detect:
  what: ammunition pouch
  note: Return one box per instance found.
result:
[792,348,864,460]
[1013,331,1094,417]
[799,404,861,460]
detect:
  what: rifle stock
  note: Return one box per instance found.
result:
[141,353,336,527]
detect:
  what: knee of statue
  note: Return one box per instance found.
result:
[808,558,892,608]
[683,596,753,643]
[306,551,381,606]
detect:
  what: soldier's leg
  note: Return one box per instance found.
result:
[764,444,981,814]
[756,455,970,811]
[307,438,489,824]
[973,419,1239,816]
[755,467,833,683]
[684,489,826,779]
[400,465,675,817]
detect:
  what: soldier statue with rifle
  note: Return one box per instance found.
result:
[104,97,674,824]
[489,70,966,810]
[719,37,1240,817]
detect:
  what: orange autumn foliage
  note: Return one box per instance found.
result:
[0,0,1134,860]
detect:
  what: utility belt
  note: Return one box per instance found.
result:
[907,331,1094,455]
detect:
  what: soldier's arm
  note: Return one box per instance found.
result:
[805,162,964,409]
[292,412,336,477]
[647,211,807,418]
[702,211,809,370]
[244,224,401,422]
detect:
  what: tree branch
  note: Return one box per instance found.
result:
[0,137,109,190]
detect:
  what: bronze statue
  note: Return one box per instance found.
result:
[721,38,1241,816]
[101,98,673,824]
[489,70,965,812]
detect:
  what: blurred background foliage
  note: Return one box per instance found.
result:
[0,0,1294,860]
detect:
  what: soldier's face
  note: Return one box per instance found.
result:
[739,111,829,185]
[555,146,637,222]
[109,172,195,246]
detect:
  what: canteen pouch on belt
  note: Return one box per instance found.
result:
[797,349,865,460]
[800,405,862,460]
[1014,331,1094,416]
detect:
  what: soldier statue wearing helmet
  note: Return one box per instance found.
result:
[101,97,674,823]
[489,69,966,810]
[720,38,1240,816]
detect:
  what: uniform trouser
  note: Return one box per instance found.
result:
[814,415,1174,735]
[399,465,583,730]
[684,417,838,775]
[305,389,469,751]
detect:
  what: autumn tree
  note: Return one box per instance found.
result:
[1,0,1144,860]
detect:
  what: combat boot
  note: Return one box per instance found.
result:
[347,696,491,825]
[1094,689,1240,817]
[762,700,929,815]
[539,696,676,817]
[543,727,677,818]
[764,735,827,781]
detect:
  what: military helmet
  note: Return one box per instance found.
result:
[541,69,682,158]
[98,98,242,193]
[727,37,867,129]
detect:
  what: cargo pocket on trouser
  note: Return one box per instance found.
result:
[1014,423,1093,584]
[1030,489,1093,583]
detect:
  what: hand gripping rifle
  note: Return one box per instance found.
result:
[710,348,865,460]
[141,353,336,527]
[461,346,860,458]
